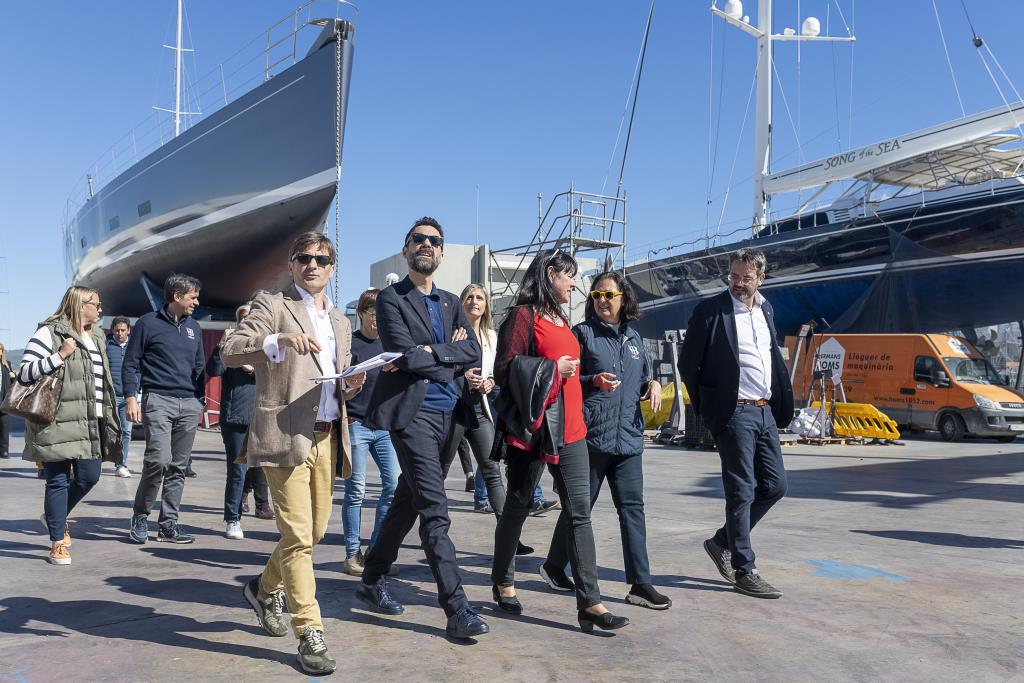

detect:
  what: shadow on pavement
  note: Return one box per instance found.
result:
[850,529,1024,549]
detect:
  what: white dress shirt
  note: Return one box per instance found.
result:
[263,286,341,421]
[731,291,773,401]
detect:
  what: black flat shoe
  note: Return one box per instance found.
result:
[492,585,523,615]
[515,541,534,556]
[577,609,629,633]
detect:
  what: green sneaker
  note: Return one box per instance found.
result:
[297,627,337,675]
[243,576,288,637]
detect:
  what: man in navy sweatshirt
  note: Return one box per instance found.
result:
[124,274,206,545]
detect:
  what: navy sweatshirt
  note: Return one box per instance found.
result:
[345,330,382,421]
[122,307,206,399]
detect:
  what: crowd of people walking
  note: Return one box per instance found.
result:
[1,219,792,675]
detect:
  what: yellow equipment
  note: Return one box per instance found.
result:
[642,383,688,429]
[811,401,901,440]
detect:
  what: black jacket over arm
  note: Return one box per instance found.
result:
[679,291,794,435]
[365,276,480,431]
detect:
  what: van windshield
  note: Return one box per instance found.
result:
[942,357,1006,385]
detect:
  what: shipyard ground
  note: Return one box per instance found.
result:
[0,430,1021,682]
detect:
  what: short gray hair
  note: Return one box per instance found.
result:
[730,248,767,277]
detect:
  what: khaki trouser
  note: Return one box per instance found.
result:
[260,428,336,636]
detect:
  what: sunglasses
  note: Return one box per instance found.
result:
[291,253,333,267]
[408,233,444,248]
[590,290,623,301]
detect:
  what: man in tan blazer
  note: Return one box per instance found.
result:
[223,232,364,676]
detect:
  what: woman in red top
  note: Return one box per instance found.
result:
[490,250,629,633]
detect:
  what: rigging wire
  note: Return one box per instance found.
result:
[847,0,856,156]
[932,0,966,117]
[705,11,728,246]
[610,0,656,226]
[828,4,843,152]
[714,53,761,243]
[600,5,651,198]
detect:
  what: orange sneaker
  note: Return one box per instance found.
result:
[49,541,71,565]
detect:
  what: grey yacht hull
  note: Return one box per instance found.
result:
[64,22,354,317]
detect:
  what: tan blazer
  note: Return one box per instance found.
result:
[221,284,356,474]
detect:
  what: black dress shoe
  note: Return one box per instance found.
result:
[446,607,489,639]
[492,585,523,616]
[356,577,405,615]
[515,541,534,556]
[577,609,629,633]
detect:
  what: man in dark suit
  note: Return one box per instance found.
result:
[680,248,794,599]
[356,216,490,640]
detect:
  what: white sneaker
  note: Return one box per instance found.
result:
[115,465,132,478]
[225,521,244,540]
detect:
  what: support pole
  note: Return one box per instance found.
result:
[1016,321,1024,390]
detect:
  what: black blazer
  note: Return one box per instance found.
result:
[365,276,481,431]
[679,290,794,435]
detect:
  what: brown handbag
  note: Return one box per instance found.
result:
[1,372,63,424]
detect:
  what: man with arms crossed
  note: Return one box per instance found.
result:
[223,232,364,675]
[680,248,793,599]
[356,217,489,640]
[126,275,205,544]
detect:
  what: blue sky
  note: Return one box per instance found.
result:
[2,0,1024,348]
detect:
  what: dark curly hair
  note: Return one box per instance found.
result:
[584,271,641,322]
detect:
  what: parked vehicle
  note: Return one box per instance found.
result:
[786,333,1024,442]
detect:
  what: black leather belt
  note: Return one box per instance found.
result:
[314,420,337,433]
[737,399,769,407]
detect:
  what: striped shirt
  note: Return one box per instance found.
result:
[19,327,104,416]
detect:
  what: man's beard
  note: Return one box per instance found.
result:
[409,253,439,275]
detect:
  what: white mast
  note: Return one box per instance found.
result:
[154,0,196,138]
[711,1,854,235]
[174,0,183,137]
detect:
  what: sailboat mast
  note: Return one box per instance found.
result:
[752,0,773,234]
[174,0,183,138]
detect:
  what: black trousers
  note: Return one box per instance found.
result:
[362,409,468,617]
[0,412,8,457]
[547,450,651,585]
[492,438,602,610]
[711,404,787,574]
[441,404,506,514]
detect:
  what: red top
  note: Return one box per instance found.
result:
[533,314,587,444]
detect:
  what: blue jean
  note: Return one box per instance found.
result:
[220,423,248,522]
[548,450,651,584]
[116,397,133,466]
[711,404,788,574]
[344,420,400,558]
[480,478,542,507]
[44,458,102,541]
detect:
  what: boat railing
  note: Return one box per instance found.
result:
[61,0,357,242]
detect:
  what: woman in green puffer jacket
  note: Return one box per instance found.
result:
[19,286,122,565]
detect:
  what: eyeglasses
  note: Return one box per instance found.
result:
[291,253,333,267]
[727,273,760,285]
[84,299,102,308]
[408,233,444,248]
[590,290,623,301]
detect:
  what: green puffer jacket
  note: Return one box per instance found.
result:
[23,317,123,464]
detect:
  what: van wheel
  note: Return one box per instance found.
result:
[939,413,965,442]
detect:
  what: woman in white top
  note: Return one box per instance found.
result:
[441,286,509,514]
[19,286,122,565]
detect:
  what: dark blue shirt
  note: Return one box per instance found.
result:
[122,306,206,399]
[345,330,383,421]
[420,287,459,413]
